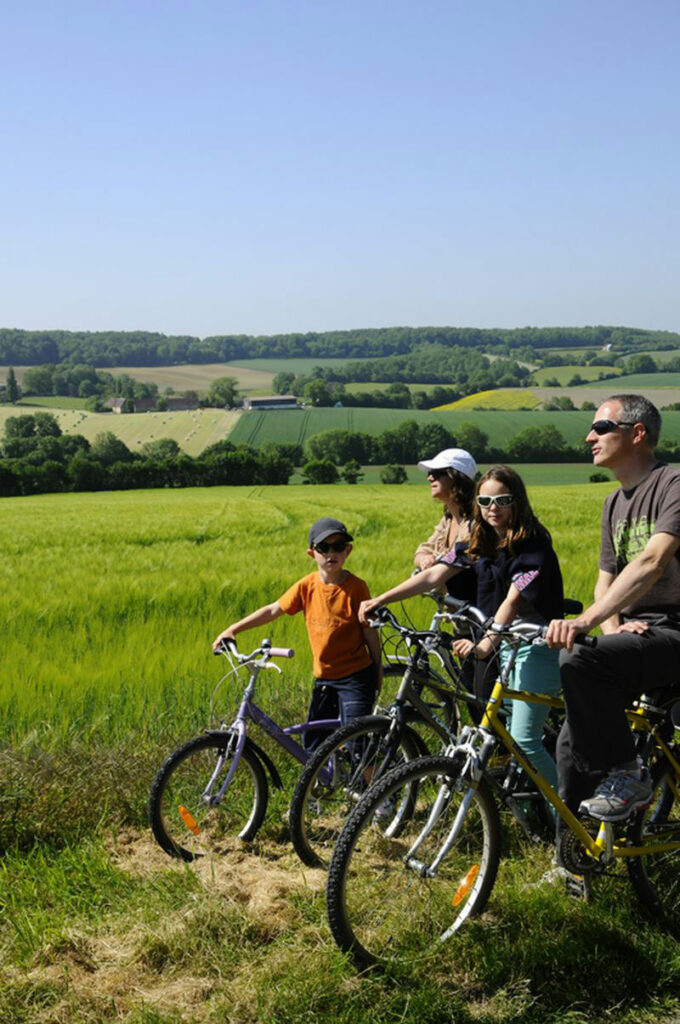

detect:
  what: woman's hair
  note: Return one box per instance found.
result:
[467,465,549,558]
[444,468,475,519]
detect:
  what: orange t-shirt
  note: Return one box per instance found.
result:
[277,571,373,680]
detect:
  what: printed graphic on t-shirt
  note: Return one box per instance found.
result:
[512,569,540,592]
[613,515,655,564]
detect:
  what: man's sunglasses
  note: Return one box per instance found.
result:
[589,419,636,436]
[476,493,514,509]
[314,540,349,554]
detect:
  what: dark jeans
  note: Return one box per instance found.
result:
[556,625,680,812]
[303,663,378,749]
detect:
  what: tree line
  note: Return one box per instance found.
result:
[4,364,240,410]
[0,414,295,497]
[5,412,679,498]
[2,325,678,368]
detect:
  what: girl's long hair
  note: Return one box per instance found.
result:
[467,465,550,559]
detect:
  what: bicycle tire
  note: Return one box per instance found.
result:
[326,753,501,967]
[289,714,421,868]
[149,732,268,861]
[627,755,680,920]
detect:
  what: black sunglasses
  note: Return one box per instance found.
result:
[427,469,450,480]
[314,540,349,554]
[589,419,636,436]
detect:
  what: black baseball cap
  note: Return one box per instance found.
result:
[308,517,353,547]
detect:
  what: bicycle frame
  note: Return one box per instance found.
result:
[462,673,680,864]
[210,648,343,804]
[398,610,680,882]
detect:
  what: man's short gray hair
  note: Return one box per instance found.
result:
[607,394,661,447]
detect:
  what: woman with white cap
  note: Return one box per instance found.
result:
[413,448,478,570]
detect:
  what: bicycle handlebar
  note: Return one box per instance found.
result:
[368,597,597,648]
[213,639,295,660]
[268,647,295,658]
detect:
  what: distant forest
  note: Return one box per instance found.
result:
[1,325,678,368]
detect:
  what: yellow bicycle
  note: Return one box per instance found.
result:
[325,603,680,966]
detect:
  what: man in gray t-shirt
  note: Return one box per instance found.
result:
[546,394,680,824]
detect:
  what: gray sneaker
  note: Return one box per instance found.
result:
[538,865,592,900]
[373,793,397,822]
[579,767,652,821]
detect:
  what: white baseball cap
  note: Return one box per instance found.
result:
[417,448,477,480]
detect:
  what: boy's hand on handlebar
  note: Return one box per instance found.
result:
[545,617,590,652]
[212,628,236,652]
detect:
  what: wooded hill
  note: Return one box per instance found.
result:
[1,324,679,367]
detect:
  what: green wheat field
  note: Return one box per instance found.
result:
[2,483,680,1024]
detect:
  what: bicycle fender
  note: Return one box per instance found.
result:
[243,736,284,790]
[203,729,283,790]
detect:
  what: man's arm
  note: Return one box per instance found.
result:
[593,569,620,635]
[546,532,680,650]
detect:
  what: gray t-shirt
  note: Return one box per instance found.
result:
[600,461,680,619]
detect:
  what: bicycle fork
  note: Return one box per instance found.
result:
[404,782,477,878]
[203,728,244,807]
[403,732,496,878]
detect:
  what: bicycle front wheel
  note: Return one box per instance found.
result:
[627,756,680,920]
[326,754,501,967]
[149,733,268,861]
[289,714,421,868]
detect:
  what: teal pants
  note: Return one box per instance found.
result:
[500,642,561,793]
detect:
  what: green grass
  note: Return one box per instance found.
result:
[343,381,446,394]
[226,356,391,375]
[2,483,680,1023]
[105,363,277,395]
[16,395,89,410]
[531,365,622,385]
[303,464,616,486]
[584,372,680,388]
[231,408,680,450]
[0,406,240,456]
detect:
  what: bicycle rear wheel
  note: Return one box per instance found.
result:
[627,756,680,920]
[326,754,501,967]
[289,715,421,868]
[149,733,268,861]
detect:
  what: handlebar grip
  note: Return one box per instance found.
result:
[539,627,597,648]
[269,647,295,658]
[214,637,237,655]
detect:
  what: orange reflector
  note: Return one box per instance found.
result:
[178,805,200,835]
[452,864,479,906]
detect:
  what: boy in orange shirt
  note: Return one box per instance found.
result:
[212,517,382,744]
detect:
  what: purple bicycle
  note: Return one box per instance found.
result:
[149,638,344,861]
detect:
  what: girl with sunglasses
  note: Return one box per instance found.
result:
[359,465,564,796]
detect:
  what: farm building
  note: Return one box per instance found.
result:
[106,396,199,414]
[242,395,299,411]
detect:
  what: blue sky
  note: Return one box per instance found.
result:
[1,0,678,337]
